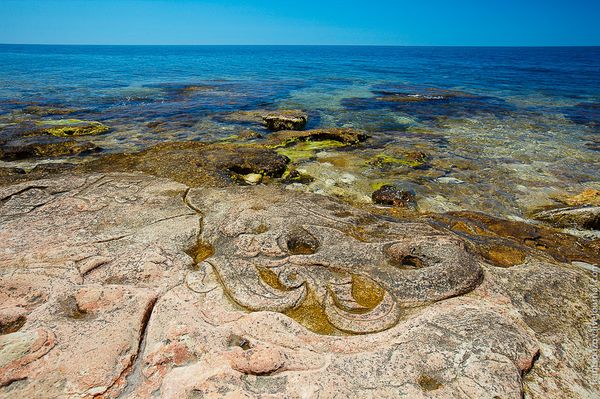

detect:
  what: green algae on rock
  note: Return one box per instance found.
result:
[36,119,110,137]
[276,140,346,162]
[368,151,429,169]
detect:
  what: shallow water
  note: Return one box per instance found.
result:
[1,45,599,218]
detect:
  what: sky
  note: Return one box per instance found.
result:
[1,0,599,46]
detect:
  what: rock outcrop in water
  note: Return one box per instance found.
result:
[0,119,108,161]
[266,127,368,147]
[80,141,291,187]
[0,139,100,161]
[0,173,597,398]
[221,109,308,131]
[263,110,308,131]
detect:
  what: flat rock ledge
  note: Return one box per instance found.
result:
[0,173,597,398]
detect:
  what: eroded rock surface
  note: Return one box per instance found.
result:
[0,174,597,398]
[0,173,198,398]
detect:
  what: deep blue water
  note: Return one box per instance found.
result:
[1,45,599,102]
[0,45,599,217]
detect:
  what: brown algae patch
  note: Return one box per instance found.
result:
[256,269,386,334]
[418,375,443,391]
[256,267,343,335]
[256,267,290,292]
[351,274,385,309]
[187,241,215,267]
[285,289,343,335]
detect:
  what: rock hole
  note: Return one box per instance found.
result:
[59,296,88,320]
[286,228,319,255]
[418,375,442,391]
[387,254,426,269]
[0,314,26,335]
[187,241,214,268]
[228,334,252,350]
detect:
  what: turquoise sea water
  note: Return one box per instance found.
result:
[1,45,599,218]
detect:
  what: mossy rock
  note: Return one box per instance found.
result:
[276,140,346,162]
[36,120,110,137]
[368,151,429,169]
[282,169,314,185]
[80,141,290,188]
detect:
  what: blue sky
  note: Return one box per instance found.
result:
[1,0,599,45]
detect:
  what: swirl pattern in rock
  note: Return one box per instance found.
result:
[187,185,483,334]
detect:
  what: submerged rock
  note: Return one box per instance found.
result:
[368,150,430,170]
[262,110,307,131]
[0,174,596,398]
[341,84,513,120]
[20,105,76,117]
[236,129,263,140]
[221,109,308,131]
[39,119,110,137]
[267,127,368,147]
[372,185,417,208]
[0,140,100,161]
[0,119,107,161]
[533,205,600,230]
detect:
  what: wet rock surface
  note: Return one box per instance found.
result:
[0,173,597,398]
[372,185,417,208]
[428,211,600,267]
[79,141,291,187]
[267,127,368,147]
[263,110,308,131]
[533,205,600,230]
[0,139,100,161]
[0,119,107,162]
[221,109,308,131]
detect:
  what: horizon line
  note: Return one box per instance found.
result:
[1,43,600,48]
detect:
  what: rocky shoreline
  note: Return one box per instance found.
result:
[0,171,597,398]
[0,103,599,398]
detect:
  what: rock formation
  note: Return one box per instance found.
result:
[0,173,597,398]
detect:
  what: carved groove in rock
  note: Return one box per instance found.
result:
[188,186,484,335]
